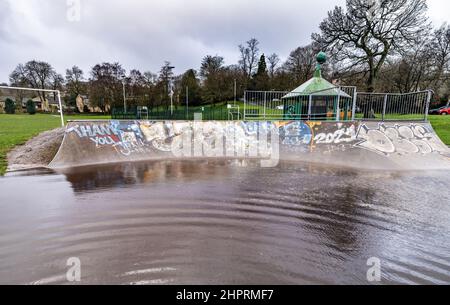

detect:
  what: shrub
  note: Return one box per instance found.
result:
[26,99,36,115]
[83,105,91,113]
[5,98,15,114]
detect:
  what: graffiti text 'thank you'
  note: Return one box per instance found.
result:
[68,124,119,139]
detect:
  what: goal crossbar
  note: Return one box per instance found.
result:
[0,86,64,127]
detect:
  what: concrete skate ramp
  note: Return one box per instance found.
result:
[49,120,450,171]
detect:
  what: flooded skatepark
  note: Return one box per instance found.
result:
[0,159,449,285]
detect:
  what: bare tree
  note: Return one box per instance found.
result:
[282,44,319,84]
[66,66,84,96]
[267,53,280,78]
[124,69,148,106]
[9,60,57,102]
[50,72,64,103]
[89,62,126,111]
[238,38,260,80]
[143,71,158,86]
[381,23,450,94]
[8,68,29,105]
[429,24,450,90]
[380,43,433,93]
[313,0,430,91]
[142,71,158,107]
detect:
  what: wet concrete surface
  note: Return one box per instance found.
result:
[0,160,449,284]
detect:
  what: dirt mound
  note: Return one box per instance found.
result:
[7,128,65,172]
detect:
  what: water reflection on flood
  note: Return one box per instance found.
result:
[0,160,449,285]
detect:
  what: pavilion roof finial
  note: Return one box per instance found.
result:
[314,51,327,78]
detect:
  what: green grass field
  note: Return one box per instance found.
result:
[0,112,449,175]
[428,115,450,145]
[0,113,109,175]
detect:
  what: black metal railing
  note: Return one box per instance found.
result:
[112,105,231,121]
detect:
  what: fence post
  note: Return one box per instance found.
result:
[424,90,431,121]
[382,94,388,121]
[308,94,312,121]
[243,91,247,121]
[57,91,64,127]
[351,89,357,121]
[335,90,341,122]
[264,91,267,120]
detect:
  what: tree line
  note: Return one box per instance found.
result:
[4,0,450,112]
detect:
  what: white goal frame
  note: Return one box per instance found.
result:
[0,85,64,127]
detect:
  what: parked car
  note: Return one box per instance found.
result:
[439,107,450,115]
[429,103,450,115]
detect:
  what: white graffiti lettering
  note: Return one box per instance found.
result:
[69,124,118,138]
[356,123,447,155]
[314,125,357,144]
[89,136,117,147]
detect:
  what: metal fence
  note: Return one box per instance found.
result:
[354,90,432,121]
[112,105,232,121]
[111,89,432,122]
[244,86,357,121]
[244,88,431,121]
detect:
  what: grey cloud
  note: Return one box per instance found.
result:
[0,0,447,83]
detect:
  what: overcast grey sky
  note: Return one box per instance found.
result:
[0,0,448,83]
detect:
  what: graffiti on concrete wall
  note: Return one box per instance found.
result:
[68,122,154,156]
[304,122,359,154]
[66,121,280,162]
[355,123,448,156]
[309,122,358,145]
[304,122,448,156]
[65,121,448,163]
[279,121,312,152]
[67,123,121,148]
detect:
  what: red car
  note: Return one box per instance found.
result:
[439,107,450,115]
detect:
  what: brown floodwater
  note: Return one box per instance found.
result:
[0,160,449,285]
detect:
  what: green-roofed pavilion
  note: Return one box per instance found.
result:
[281,52,353,120]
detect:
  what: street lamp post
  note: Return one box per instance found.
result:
[170,90,174,115]
[122,81,127,113]
[167,66,175,116]
[234,79,237,106]
[186,86,189,120]
[167,83,174,116]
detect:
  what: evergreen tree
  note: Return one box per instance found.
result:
[252,54,270,90]
[26,99,36,115]
[180,69,202,106]
[5,98,15,114]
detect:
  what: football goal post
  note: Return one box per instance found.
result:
[0,85,65,127]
